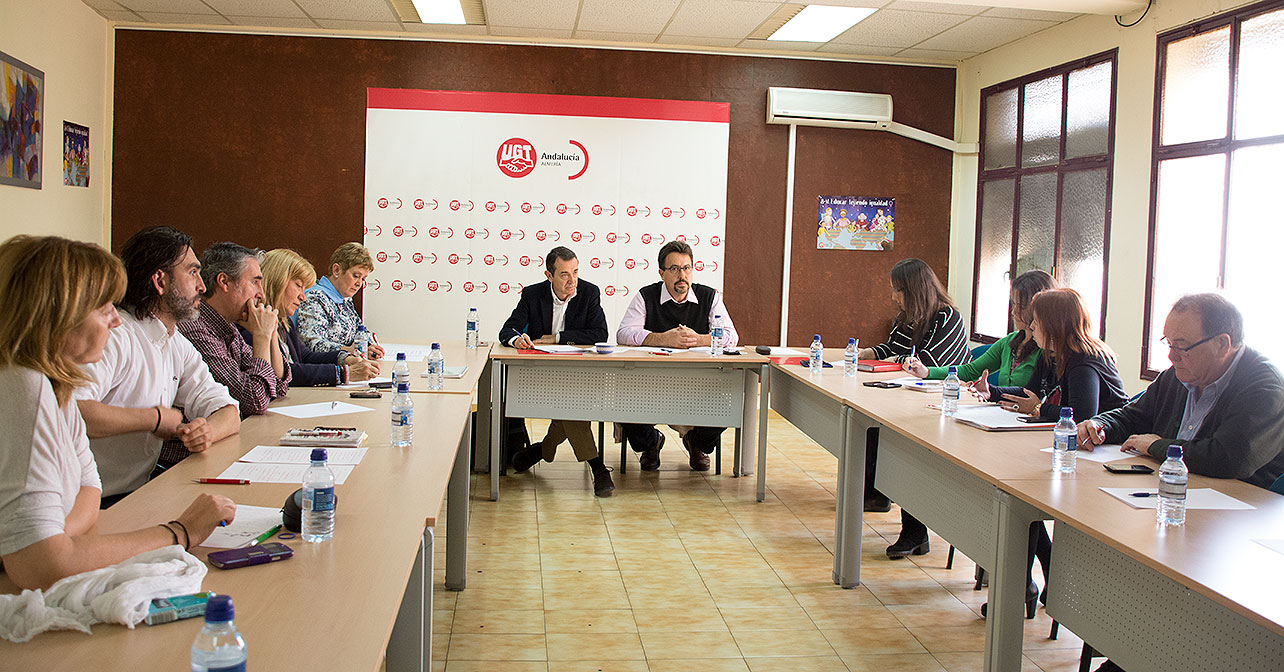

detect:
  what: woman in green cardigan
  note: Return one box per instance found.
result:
[906,269,1057,388]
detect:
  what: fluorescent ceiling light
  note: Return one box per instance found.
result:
[768,5,876,42]
[411,0,466,24]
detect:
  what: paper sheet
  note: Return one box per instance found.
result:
[763,347,805,356]
[217,462,354,485]
[240,445,369,465]
[886,376,933,386]
[588,347,632,354]
[338,376,392,389]
[199,505,284,549]
[1100,487,1255,510]
[533,345,585,353]
[267,401,375,419]
[689,346,741,354]
[1253,539,1284,556]
[378,343,433,362]
[633,346,685,354]
[952,404,1054,431]
[1040,443,1131,463]
[421,366,468,378]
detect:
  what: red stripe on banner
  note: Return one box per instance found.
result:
[367,88,729,123]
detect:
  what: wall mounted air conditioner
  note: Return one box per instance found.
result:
[766,87,976,154]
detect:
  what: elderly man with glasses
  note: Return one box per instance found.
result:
[1078,293,1284,490]
[615,240,738,472]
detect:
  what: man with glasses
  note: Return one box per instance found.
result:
[1078,293,1284,490]
[616,240,738,471]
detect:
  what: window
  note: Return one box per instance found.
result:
[972,51,1117,342]
[1143,1,1284,377]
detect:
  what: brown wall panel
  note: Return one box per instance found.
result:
[112,31,954,345]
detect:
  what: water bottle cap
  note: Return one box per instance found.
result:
[310,448,328,462]
[848,338,856,345]
[431,342,441,349]
[357,325,366,332]
[397,383,410,393]
[1167,444,1183,459]
[813,334,820,341]
[1060,407,1073,418]
[205,595,234,623]
[714,314,722,319]
[948,365,957,374]
[396,352,406,360]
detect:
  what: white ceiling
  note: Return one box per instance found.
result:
[78,0,1111,63]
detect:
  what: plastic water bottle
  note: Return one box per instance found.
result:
[392,352,410,390]
[465,307,479,349]
[1053,407,1076,474]
[942,365,960,417]
[391,382,415,448]
[809,334,823,373]
[710,314,725,356]
[190,595,246,672]
[1157,444,1188,526]
[354,325,369,358]
[426,342,444,391]
[302,448,335,542]
[844,338,858,377]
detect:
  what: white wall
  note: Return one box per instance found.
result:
[948,0,1261,393]
[0,0,110,245]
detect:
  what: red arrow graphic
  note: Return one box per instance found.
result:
[517,230,526,240]
[393,252,402,262]
[606,258,615,269]
[395,198,403,209]
[552,231,561,241]
[373,225,383,236]
[678,208,686,218]
[657,233,667,243]
[568,140,589,180]
[429,253,437,264]
[621,233,631,243]
[482,228,490,239]
[409,226,419,237]
[431,200,438,210]
[690,235,699,245]
[444,281,453,292]
[369,278,381,290]
[574,204,581,215]
[502,255,509,266]
[466,254,474,265]
[467,200,475,211]
[480,282,489,292]
[644,207,651,217]
[608,205,616,216]
[587,232,596,243]
[408,280,417,291]
[538,203,546,214]
[640,259,649,270]
[503,202,510,212]
[445,228,454,238]
[713,208,720,219]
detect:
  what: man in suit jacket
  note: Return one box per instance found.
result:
[499,246,614,496]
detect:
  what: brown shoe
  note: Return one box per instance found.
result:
[639,432,664,471]
[593,468,615,497]
[684,434,710,471]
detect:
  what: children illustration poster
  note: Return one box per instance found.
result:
[0,50,43,189]
[817,195,894,250]
[63,122,89,187]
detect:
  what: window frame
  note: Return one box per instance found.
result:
[971,49,1119,344]
[1141,0,1284,379]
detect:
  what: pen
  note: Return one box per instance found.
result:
[246,524,282,547]
[1129,492,1156,498]
[193,478,251,485]
[331,401,337,409]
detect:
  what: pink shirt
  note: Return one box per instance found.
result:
[615,283,738,347]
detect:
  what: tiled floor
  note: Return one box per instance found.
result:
[420,413,1095,672]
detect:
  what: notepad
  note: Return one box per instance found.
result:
[378,344,433,362]
[241,445,369,465]
[268,401,375,419]
[338,376,392,389]
[216,462,354,485]
[420,366,468,378]
[1100,487,1255,510]
[1040,443,1131,463]
[199,505,285,549]
[952,404,1054,431]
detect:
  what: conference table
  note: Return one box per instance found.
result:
[480,346,771,501]
[0,386,474,672]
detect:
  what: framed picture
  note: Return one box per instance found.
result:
[816,195,895,251]
[64,122,89,187]
[1,50,44,189]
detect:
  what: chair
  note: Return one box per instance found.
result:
[1270,472,1284,495]
[969,343,1000,386]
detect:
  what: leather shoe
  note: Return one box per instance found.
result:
[886,535,929,559]
[980,580,1040,619]
[864,494,891,512]
[511,444,541,473]
[592,467,615,497]
[684,434,710,471]
[639,432,664,471]
[1095,661,1126,672]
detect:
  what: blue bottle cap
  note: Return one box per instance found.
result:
[310,448,328,462]
[204,595,233,622]
[357,325,366,332]
[431,342,441,350]
[813,334,821,341]
[948,365,957,374]
[1060,407,1073,418]
[1167,444,1183,459]
[848,338,856,345]
[396,352,406,360]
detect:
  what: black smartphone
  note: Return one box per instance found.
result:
[369,380,394,389]
[1104,463,1154,474]
[208,542,294,570]
[800,360,834,368]
[1017,416,1049,423]
[862,381,901,388]
[350,390,381,399]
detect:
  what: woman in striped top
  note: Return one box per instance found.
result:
[858,258,972,559]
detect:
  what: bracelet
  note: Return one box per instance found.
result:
[168,519,191,551]
[158,523,179,546]
[153,407,162,433]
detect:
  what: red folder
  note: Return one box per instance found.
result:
[858,360,902,373]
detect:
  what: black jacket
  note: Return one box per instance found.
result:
[498,280,608,346]
[991,351,1128,423]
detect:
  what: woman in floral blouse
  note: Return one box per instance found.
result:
[294,242,385,359]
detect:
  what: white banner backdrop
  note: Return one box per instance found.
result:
[363,89,730,344]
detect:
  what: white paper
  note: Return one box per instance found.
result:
[764,347,805,356]
[532,344,586,353]
[217,462,354,485]
[378,343,433,362]
[588,346,632,354]
[1253,539,1284,556]
[199,505,284,549]
[338,376,392,390]
[953,404,1053,431]
[689,346,741,354]
[633,346,686,354]
[886,376,933,386]
[1099,487,1256,510]
[1040,443,1131,463]
[240,445,369,465]
[267,401,375,419]
[421,366,468,378]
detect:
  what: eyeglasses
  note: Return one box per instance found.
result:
[663,265,693,274]
[1162,334,1218,354]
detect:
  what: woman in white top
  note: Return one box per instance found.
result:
[0,235,236,590]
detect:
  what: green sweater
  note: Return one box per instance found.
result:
[925,330,1040,387]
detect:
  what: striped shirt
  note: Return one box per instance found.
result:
[870,305,971,368]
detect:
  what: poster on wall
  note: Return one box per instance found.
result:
[363,89,730,343]
[817,195,895,250]
[63,122,89,187]
[0,50,43,189]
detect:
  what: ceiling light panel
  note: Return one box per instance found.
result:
[828,8,967,47]
[768,5,877,42]
[410,0,465,24]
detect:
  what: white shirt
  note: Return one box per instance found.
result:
[75,312,238,496]
[550,286,576,341]
[615,283,739,348]
[0,367,101,556]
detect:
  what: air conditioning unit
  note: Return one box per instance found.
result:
[767,87,893,128]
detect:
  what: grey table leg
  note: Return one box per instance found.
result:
[474,358,492,472]
[489,361,502,501]
[985,490,1040,672]
[445,411,470,591]
[834,406,864,588]
[755,365,769,501]
[387,527,432,672]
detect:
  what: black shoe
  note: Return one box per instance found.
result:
[683,434,710,471]
[639,432,664,471]
[980,580,1039,619]
[593,468,615,497]
[864,494,891,512]
[1095,661,1126,672]
[511,444,541,473]
[886,535,929,559]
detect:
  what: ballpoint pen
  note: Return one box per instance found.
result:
[246,524,282,547]
[193,478,251,485]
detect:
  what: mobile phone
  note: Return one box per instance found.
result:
[1104,463,1154,474]
[1017,416,1047,423]
[208,542,294,570]
[369,380,394,389]
[349,390,381,399]
[862,381,901,388]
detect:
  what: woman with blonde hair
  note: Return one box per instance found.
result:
[259,248,380,386]
[0,235,234,590]
[294,242,385,359]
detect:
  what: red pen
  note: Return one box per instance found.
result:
[193,478,251,485]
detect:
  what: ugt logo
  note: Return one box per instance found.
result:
[497,138,536,178]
